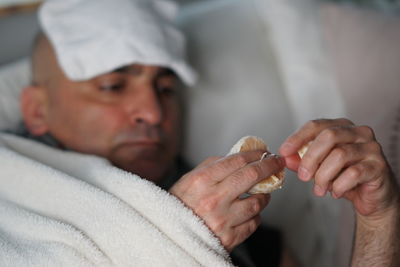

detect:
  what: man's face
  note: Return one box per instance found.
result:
[42,64,182,183]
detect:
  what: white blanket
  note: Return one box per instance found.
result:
[0,133,232,266]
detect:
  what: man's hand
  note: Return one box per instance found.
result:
[279,118,399,217]
[169,151,285,252]
[279,118,400,267]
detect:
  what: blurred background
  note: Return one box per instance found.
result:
[1,0,400,266]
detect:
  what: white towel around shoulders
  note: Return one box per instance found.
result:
[0,133,232,266]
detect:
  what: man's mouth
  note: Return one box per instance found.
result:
[124,141,160,147]
[112,127,165,151]
[117,139,163,149]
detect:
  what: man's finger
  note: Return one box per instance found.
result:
[283,154,300,172]
[196,150,267,184]
[296,126,376,181]
[229,194,271,227]
[223,215,262,252]
[279,118,354,157]
[312,143,370,196]
[331,160,380,198]
[219,155,285,199]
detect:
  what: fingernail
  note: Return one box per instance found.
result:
[298,166,311,181]
[314,185,326,197]
[261,154,285,166]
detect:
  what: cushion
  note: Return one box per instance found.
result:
[0,11,39,66]
[0,59,30,131]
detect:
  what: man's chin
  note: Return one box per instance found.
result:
[109,145,171,183]
[123,162,167,183]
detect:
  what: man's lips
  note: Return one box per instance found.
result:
[117,139,162,148]
[126,142,160,147]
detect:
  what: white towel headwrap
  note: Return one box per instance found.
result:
[39,0,197,86]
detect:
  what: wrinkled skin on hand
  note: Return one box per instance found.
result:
[169,151,285,252]
[279,118,399,218]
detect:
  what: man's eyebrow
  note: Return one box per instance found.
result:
[113,66,130,73]
[111,66,177,78]
[157,68,178,78]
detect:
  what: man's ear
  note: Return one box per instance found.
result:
[20,86,49,136]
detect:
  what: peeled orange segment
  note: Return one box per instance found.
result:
[298,143,311,159]
[228,136,285,194]
[228,136,268,155]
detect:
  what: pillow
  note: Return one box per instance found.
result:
[0,12,39,66]
[0,59,30,131]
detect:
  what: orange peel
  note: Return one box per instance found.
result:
[228,136,285,194]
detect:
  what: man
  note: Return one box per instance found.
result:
[20,31,286,266]
[0,0,399,266]
[0,0,286,266]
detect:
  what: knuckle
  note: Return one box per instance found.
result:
[191,172,209,188]
[247,218,261,235]
[209,216,227,234]
[245,165,262,182]
[307,119,322,130]
[220,233,235,249]
[332,147,347,162]
[197,195,220,214]
[249,198,263,214]
[346,166,361,181]
[320,128,339,141]
[367,141,383,154]
[358,125,375,139]
[197,157,220,169]
[337,117,354,125]
[234,154,249,167]
[374,158,387,171]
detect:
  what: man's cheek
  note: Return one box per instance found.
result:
[76,107,124,150]
[82,104,124,127]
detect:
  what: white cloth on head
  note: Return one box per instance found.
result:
[39,0,197,86]
[0,133,231,266]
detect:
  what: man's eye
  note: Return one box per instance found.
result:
[158,87,175,96]
[157,85,177,96]
[99,83,124,92]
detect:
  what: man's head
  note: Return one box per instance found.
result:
[21,33,183,183]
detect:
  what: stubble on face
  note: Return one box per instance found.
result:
[108,122,179,182]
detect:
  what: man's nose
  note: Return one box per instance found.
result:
[123,85,162,126]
